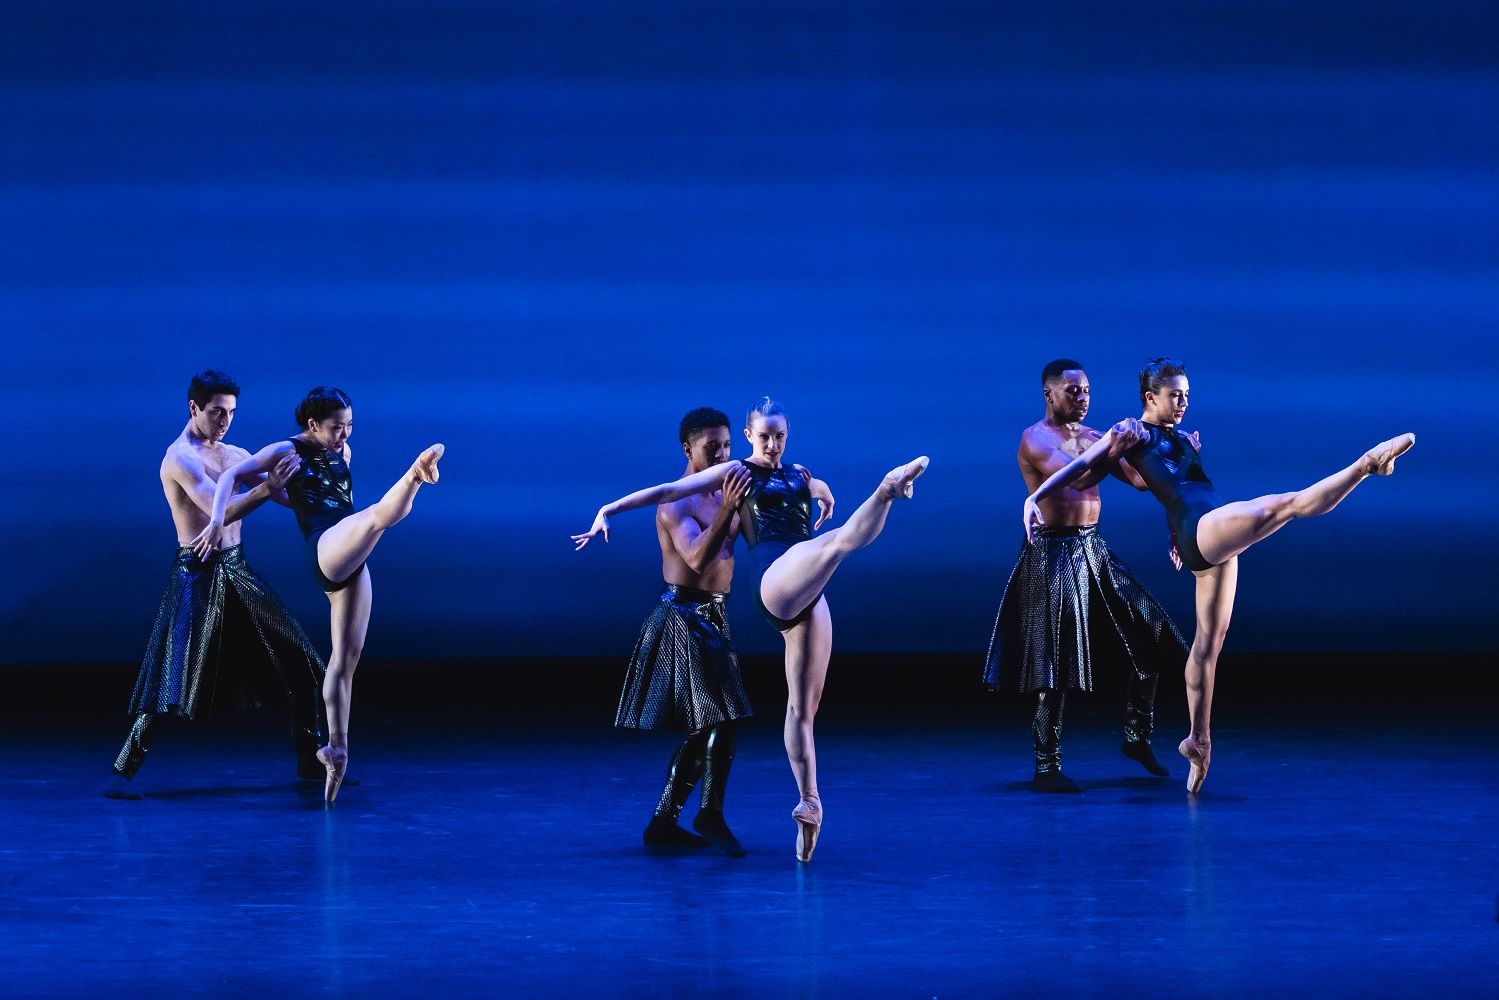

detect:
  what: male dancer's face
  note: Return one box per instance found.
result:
[189,394,237,444]
[683,425,732,474]
[1043,371,1090,426]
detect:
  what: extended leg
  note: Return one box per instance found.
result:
[1032,690,1080,793]
[643,729,711,847]
[759,457,927,621]
[104,713,161,799]
[1181,558,1237,794]
[784,598,832,862]
[1195,434,1414,567]
[315,444,444,585]
[692,722,745,857]
[318,566,372,802]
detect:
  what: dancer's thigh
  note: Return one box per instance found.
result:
[316,512,382,584]
[1195,495,1294,566]
[326,565,373,666]
[761,536,843,621]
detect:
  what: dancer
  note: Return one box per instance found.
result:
[105,371,328,800]
[194,386,444,802]
[1023,358,1414,793]
[986,359,1188,792]
[577,396,927,862]
[621,407,759,857]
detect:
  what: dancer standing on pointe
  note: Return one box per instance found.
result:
[105,371,328,799]
[985,359,1188,792]
[576,396,928,862]
[1023,358,1414,793]
[194,386,445,801]
[621,408,759,857]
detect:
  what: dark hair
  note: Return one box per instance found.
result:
[1139,357,1188,405]
[745,395,786,428]
[679,407,730,445]
[294,386,353,429]
[1041,359,1085,387]
[188,370,239,408]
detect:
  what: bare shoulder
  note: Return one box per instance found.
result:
[222,442,253,463]
[161,438,198,476]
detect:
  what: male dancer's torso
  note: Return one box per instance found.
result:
[1018,419,1108,527]
[656,477,736,593]
[161,435,252,547]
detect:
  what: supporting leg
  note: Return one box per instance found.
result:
[643,730,711,847]
[783,598,832,862]
[104,713,160,799]
[1031,690,1080,793]
[318,566,372,803]
[692,722,745,857]
[1181,558,1238,794]
[1121,664,1169,777]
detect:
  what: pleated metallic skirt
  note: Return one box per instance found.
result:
[128,545,327,720]
[615,585,753,732]
[983,525,1187,693]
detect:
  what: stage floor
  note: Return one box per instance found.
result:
[5,704,1496,998]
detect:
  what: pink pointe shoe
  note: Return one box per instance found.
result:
[413,444,445,484]
[316,744,348,802]
[1361,433,1414,476]
[792,799,823,863]
[880,457,930,501]
[1178,737,1210,795]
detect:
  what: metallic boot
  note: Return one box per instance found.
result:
[1121,665,1169,776]
[692,723,745,857]
[104,713,159,799]
[643,730,710,847]
[1032,690,1080,793]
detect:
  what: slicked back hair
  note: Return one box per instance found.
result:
[294,386,353,429]
[745,395,786,428]
[1139,357,1188,405]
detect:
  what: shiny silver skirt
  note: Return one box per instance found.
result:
[616,585,753,732]
[984,525,1187,693]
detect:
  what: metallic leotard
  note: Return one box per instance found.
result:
[737,461,817,630]
[286,438,361,591]
[1125,423,1223,572]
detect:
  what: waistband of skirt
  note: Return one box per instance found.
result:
[663,583,728,602]
[174,543,245,565]
[1032,524,1098,539]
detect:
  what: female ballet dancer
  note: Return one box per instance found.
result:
[1022,358,1413,793]
[575,397,928,861]
[193,386,445,801]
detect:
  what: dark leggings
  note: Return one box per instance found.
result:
[654,722,739,820]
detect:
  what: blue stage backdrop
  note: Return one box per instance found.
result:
[1,2,1494,662]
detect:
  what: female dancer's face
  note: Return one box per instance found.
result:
[307,407,354,452]
[1143,376,1189,426]
[744,414,788,467]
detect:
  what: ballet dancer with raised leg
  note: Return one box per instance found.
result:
[576,397,927,861]
[1023,358,1413,794]
[194,386,445,801]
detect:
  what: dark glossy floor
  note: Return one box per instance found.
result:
[4,692,1497,999]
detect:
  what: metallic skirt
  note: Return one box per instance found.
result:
[129,545,327,720]
[615,585,753,732]
[983,525,1187,693]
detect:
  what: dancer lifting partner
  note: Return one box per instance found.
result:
[986,359,1188,792]
[194,386,445,801]
[577,396,928,862]
[105,371,328,800]
[1023,358,1413,793]
[619,408,760,856]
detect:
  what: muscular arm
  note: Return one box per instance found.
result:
[165,448,276,527]
[1019,433,1112,491]
[207,442,296,527]
[573,461,738,549]
[1023,419,1146,540]
[663,499,735,574]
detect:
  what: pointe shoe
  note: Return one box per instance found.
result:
[792,799,822,863]
[316,744,348,802]
[1178,737,1210,795]
[880,456,930,501]
[413,443,445,484]
[1360,433,1414,476]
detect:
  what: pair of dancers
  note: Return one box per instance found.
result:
[1016,358,1414,793]
[108,373,443,803]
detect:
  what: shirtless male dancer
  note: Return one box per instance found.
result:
[622,408,758,857]
[104,371,329,799]
[985,359,1188,792]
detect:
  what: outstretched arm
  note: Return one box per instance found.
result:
[573,461,738,550]
[1023,419,1146,541]
[191,442,298,557]
[165,447,300,529]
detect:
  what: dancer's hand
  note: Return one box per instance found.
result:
[1023,496,1045,544]
[808,478,835,530]
[265,452,301,491]
[721,463,753,509]
[572,509,611,550]
[190,520,226,560]
[1186,430,1201,452]
[1169,538,1183,571]
[1109,417,1147,450]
